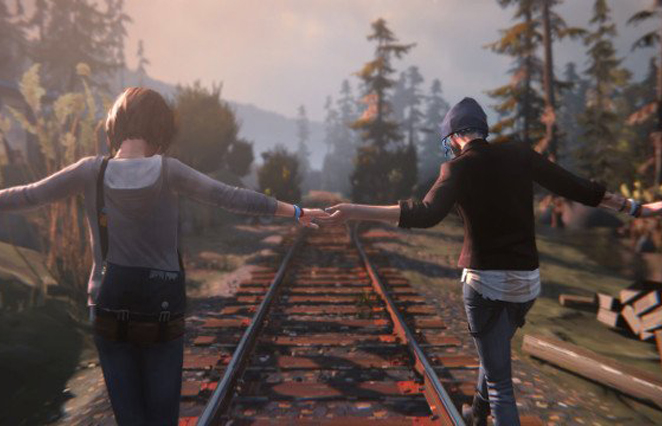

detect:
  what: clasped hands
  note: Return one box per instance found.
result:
[297,204,357,229]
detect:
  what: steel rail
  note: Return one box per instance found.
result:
[352,223,466,426]
[196,232,305,426]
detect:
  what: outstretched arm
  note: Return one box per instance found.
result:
[531,149,662,218]
[321,161,460,227]
[0,157,93,211]
[167,157,328,227]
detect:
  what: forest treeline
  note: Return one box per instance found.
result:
[318,0,661,206]
[0,0,660,311]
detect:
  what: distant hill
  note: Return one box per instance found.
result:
[121,70,327,169]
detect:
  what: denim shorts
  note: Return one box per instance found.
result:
[462,282,535,337]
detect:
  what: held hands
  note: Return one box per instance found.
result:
[298,208,331,229]
[317,203,356,227]
[641,201,662,218]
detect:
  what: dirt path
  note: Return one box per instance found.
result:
[367,216,662,426]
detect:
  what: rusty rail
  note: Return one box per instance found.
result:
[187,225,470,425]
[353,224,465,426]
[196,232,305,426]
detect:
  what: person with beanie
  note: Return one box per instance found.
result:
[319,97,662,425]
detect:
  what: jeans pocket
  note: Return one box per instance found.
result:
[463,283,504,336]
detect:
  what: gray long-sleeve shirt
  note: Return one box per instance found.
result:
[0,155,277,303]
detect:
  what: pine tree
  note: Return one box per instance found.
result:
[32,0,118,91]
[295,104,311,179]
[351,18,415,203]
[137,39,149,85]
[0,1,26,81]
[337,79,358,151]
[628,0,662,185]
[486,0,544,145]
[418,79,450,184]
[577,0,631,187]
[104,0,131,88]
[405,66,425,146]
[321,81,358,195]
[538,0,586,160]
[391,72,408,124]
[557,62,589,171]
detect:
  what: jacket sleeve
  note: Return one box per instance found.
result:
[530,148,606,207]
[0,156,94,211]
[166,157,277,215]
[398,161,460,228]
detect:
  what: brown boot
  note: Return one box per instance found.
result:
[462,393,490,426]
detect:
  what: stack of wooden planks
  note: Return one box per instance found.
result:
[558,253,662,370]
[594,253,662,342]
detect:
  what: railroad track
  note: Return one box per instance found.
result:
[177,225,542,426]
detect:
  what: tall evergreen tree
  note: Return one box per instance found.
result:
[295,104,311,179]
[557,62,589,171]
[418,79,450,184]
[404,66,425,146]
[486,0,544,145]
[391,72,408,124]
[628,0,662,185]
[337,79,358,151]
[32,0,118,91]
[577,0,631,187]
[350,18,416,203]
[0,1,26,82]
[321,81,358,195]
[105,0,131,88]
[136,39,149,85]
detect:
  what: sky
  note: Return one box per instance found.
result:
[124,0,655,123]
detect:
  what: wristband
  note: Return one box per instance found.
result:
[618,197,627,213]
[293,204,302,222]
[634,202,643,218]
[628,199,640,217]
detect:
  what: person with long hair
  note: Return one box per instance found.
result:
[319,97,662,426]
[0,87,329,425]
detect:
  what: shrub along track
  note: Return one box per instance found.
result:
[177,225,543,426]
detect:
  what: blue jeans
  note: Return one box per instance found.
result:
[94,335,184,425]
[462,282,535,426]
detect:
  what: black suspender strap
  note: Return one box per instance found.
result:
[95,155,186,272]
[96,156,111,262]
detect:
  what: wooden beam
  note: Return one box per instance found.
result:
[656,330,662,373]
[620,282,656,305]
[622,305,642,335]
[597,293,620,311]
[597,308,621,329]
[559,294,596,310]
[641,306,662,332]
[522,334,662,409]
[641,253,662,285]
[633,291,661,316]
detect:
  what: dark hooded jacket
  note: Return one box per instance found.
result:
[398,139,606,271]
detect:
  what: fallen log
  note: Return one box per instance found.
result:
[559,294,596,311]
[522,334,662,409]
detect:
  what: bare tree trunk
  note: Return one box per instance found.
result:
[542,0,557,161]
[522,5,533,147]
[655,21,662,185]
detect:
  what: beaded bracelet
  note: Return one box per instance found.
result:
[618,197,628,213]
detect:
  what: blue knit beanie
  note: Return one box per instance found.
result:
[440,97,489,140]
